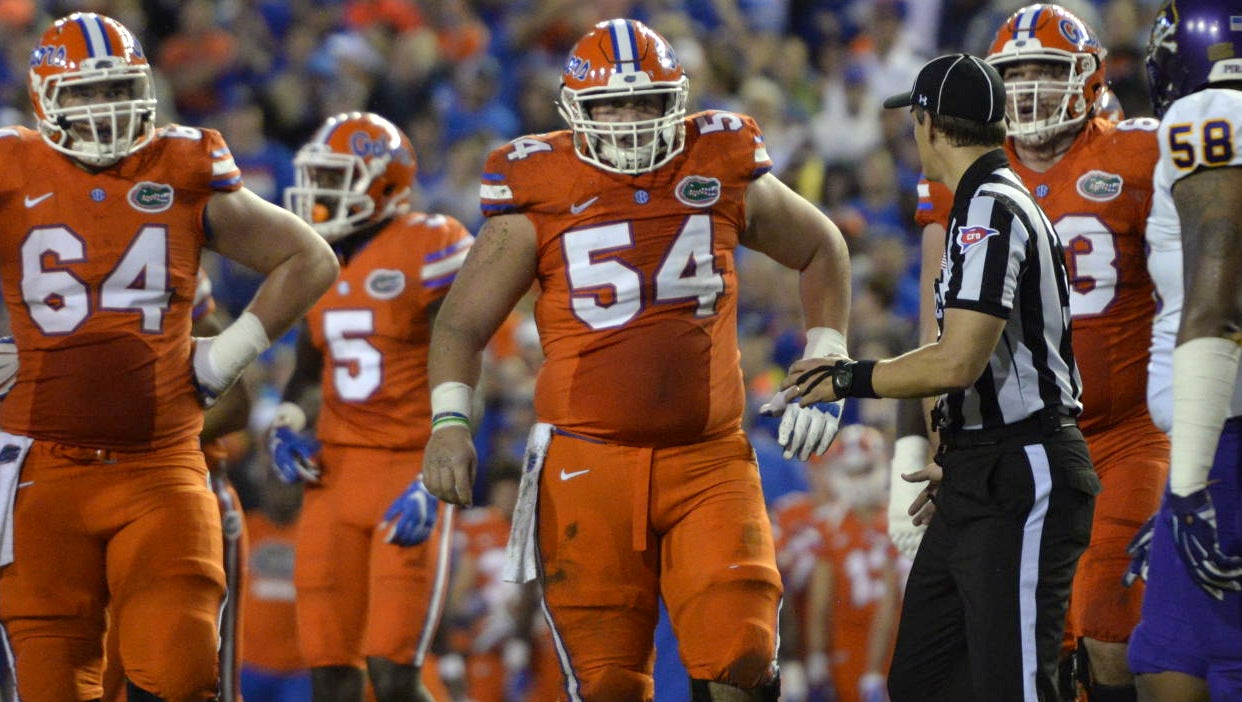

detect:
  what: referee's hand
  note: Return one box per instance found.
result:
[904,463,943,527]
[781,355,847,404]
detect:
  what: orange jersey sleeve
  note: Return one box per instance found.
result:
[310,213,473,449]
[914,176,953,230]
[0,125,242,449]
[479,111,772,446]
[1007,117,1160,432]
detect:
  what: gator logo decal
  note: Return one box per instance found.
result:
[127,182,174,212]
[1076,170,1123,202]
[365,269,406,300]
[674,176,721,208]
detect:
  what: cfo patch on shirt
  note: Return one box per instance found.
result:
[956,225,1000,252]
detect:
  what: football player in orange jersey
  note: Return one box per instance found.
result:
[804,426,900,702]
[270,111,471,702]
[901,6,1168,700]
[101,271,255,702]
[769,446,842,699]
[420,18,852,702]
[0,12,337,702]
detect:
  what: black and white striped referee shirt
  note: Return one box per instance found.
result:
[933,149,1082,431]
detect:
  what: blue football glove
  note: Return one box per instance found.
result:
[1168,489,1242,600]
[267,426,321,484]
[381,479,439,547]
[1122,514,1155,588]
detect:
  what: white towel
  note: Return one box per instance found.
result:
[0,433,34,567]
[503,422,552,583]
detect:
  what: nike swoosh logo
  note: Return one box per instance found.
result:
[559,468,591,481]
[16,481,33,489]
[570,196,599,215]
[24,193,52,208]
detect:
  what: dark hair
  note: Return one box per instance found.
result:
[913,107,1005,147]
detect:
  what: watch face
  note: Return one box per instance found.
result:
[833,363,852,394]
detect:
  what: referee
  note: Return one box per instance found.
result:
[782,53,1100,701]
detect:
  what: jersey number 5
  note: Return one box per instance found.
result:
[23,225,171,335]
[563,214,724,330]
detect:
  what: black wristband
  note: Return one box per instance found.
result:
[838,360,879,399]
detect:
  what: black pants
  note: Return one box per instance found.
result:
[888,427,1098,702]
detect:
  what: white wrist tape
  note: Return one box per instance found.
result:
[893,435,930,473]
[1169,337,1241,495]
[890,435,929,514]
[203,311,270,389]
[431,381,474,432]
[803,327,847,359]
[272,402,307,432]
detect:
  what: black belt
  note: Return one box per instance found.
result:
[938,407,1078,449]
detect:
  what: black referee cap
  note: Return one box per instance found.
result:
[883,53,1006,124]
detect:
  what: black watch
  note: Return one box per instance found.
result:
[831,361,855,398]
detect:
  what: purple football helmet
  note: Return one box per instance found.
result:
[1146,0,1242,117]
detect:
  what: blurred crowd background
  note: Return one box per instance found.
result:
[0,0,1168,699]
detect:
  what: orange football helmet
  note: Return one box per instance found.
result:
[557,18,688,175]
[284,112,416,242]
[816,424,889,507]
[27,12,157,167]
[986,4,1106,145]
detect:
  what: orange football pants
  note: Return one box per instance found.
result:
[0,439,225,701]
[295,443,448,668]
[102,473,247,702]
[537,429,782,701]
[1068,413,1169,643]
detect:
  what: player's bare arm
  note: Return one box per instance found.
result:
[1173,167,1242,344]
[423,213,538,506]
[205,186,339,339]
[784,308,1006,403]
[740,173,850,334]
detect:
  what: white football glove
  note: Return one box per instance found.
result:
[762,390,843,461]
[762,327,848,461]
[888,435,929,559]
[192,312,270,407]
